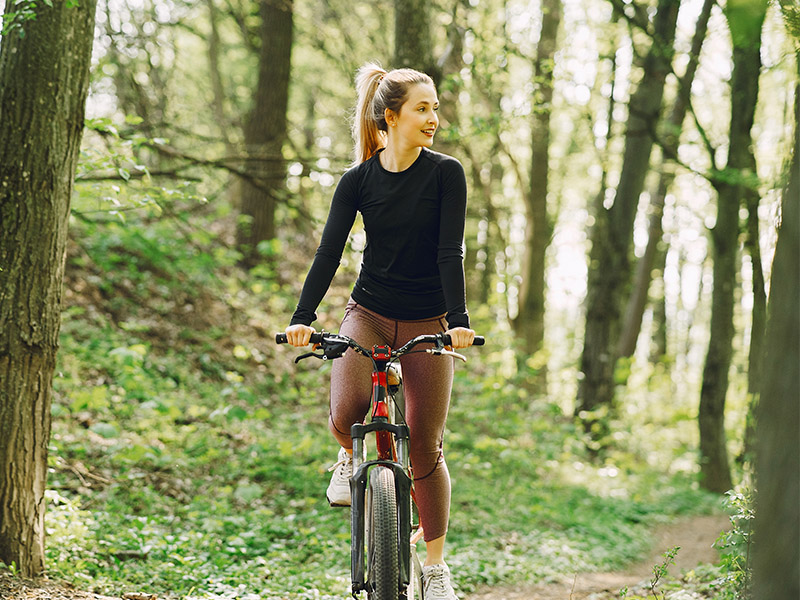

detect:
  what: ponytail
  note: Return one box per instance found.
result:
[353,63,387,165]
[351,62,435,165]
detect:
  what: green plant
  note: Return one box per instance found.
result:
[712,488,755,599]
[648,546,680,599]
[618,546,679,600]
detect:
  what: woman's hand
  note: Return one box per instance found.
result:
[285,324,316,347]
[445,327,476,349]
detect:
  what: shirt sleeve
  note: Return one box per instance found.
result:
[290,171,359,326]
[436,158,470,329]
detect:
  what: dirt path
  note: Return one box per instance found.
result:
[464,513,730,600]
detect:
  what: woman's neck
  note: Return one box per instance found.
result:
[379,143,422,173]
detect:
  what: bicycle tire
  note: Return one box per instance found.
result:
[367,466,399,600]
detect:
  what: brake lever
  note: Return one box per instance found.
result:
[294,339,350,363]
[295,351,325,363]
[427,348,467,362]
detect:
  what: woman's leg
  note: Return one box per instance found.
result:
[396,317,455,563]
[328,301,393,448]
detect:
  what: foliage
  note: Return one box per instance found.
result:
[47,191,723,598]
[9,0,793,594]
[710,488,755,599]
[0,0,79,37]
[619,546,680,600]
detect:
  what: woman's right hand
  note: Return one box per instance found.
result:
[284,324,316,347]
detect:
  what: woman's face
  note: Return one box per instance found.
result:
[387,83,439,149]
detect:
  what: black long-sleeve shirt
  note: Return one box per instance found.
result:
[291,148,470,329]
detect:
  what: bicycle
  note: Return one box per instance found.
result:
[275,330,484,600]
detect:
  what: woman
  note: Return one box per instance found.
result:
[284,62,475,600]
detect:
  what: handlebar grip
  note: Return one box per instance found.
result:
[275,332,326,345]
[441,334,485,347]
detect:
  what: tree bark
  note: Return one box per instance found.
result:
[513,0,561,359]
[752,69,799,600]
[236,0,293,267]
[617,0,714,358]
[576,0,679,440]
[394,0,438,81]
[698,0,767,493]
[207,0,235,150]
[0,0,97,576]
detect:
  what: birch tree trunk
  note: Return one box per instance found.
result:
[0,0,97,576]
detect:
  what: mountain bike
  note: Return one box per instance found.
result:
[276,330,484,600]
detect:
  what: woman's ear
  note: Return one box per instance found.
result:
[384,107,396,128]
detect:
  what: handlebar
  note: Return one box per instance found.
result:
[275,331,484,348]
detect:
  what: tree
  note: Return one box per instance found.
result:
[0,0,98,576]
[697,0,768,493]
[236,0,294,267]
[752,65,799,600]
[576,0,679,442]
[513,0,561,363]
[617,0,714,359]
[394,0,438,79]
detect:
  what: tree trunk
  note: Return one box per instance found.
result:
[394,0,438,81]
[513,0,561,360]
[576,0,679,439]
[698,0,767,493]
[207,0,234,150]
[752,70,799,600]
[617,0,714,358]
[236,0,293,267]
[738,180,767,463]
[0,0,97,576]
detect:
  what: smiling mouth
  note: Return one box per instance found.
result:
[422,129,436,136]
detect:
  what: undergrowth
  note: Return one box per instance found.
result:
[43,181,729,599]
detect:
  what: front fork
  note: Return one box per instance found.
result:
[349,368,413,596]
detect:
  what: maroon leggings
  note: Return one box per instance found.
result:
[329,299,455,542]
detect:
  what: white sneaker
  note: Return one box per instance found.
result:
[326,447,352,507]
[422,563,458,600]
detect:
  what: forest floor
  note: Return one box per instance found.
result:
[0,513,728,600]
[465,513,729,600]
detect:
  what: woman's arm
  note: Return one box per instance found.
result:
[290,171,359,326]
[436,158,470,329]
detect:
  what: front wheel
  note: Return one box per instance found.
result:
[367,466,399,600]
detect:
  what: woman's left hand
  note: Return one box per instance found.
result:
[445,327,476,349]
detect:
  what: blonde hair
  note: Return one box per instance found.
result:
[352,62,435,165]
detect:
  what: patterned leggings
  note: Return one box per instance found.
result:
[329,298,455,542]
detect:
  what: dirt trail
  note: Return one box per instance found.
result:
[464,513,730,600]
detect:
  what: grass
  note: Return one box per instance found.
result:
[41,199,728,599]
[46,309,722,599]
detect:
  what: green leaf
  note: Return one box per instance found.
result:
[226,406,248,421]
[233,483,262,503]
[90,422,119,439]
